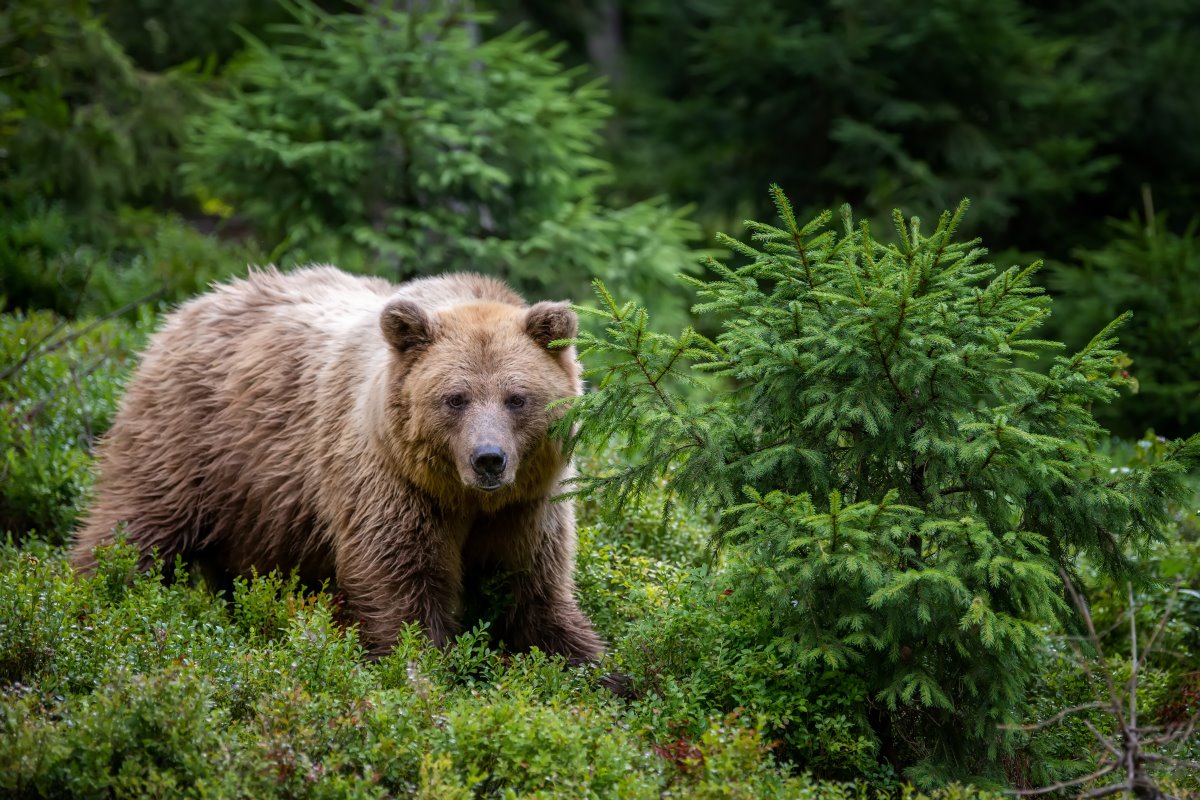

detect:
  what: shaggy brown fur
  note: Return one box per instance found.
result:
[73,266,603,662]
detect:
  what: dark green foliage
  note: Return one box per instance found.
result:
[595,0,1110,248]
[1021,615,1200,794]
[96,0,303,71]
[0,0,261,317]
[3,276,1190,791]
[498,0,1199,285]
[0,0,194,214]
[558,188,1200,781]
[569,448,712,643]
[1049,215,1200,438]
[4,0,700,322]
[183,0,699,312]
[1122,515,1200,664]
[0,201,266,317]
[1,0,1196,790]
[0,538,87,685]
[1019,438,1200,794]
[0,311,148,542]
[1042,0,1200,227]
[620,576,892,782]
[0,197,100,315]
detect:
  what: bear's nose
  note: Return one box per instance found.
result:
[470,445,508,479]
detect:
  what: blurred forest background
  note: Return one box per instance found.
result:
[3,0,1199,437]
[2,0,1199,796]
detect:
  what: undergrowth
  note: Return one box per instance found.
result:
[0,537,1006,799]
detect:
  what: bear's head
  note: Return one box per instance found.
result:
[380,297,580,503]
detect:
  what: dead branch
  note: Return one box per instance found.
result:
[1006,573,1198,799]
[1079,782,1130,799]
[1084,782,1137,800]
[0,290,162,383]
[1011,763,1118,796]
[1060,567,1128,731]
[999,701,1107,732]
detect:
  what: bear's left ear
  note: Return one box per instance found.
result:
[525,301,577,349]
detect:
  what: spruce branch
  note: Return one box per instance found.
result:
[769,183,823,311]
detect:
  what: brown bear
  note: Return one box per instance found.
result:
[72,265,604,663]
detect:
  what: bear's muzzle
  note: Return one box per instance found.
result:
[470,444,508,490]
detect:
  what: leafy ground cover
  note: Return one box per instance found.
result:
[0,485,1004,800]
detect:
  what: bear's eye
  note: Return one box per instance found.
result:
[445,394,467,410]
[506,395,527,410]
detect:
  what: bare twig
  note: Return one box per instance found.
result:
[1011,763,1117,796]
[1144,710,1198,747]
[0,290,161,383]
[1007,573,1198,799]
[1000,701,1107,731]
[1081,719,1123,760]
[1141,754,1200,769]
[1084,782,1137,800]
[1060,568,1128,731]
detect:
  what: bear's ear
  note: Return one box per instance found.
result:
[525,301,577,349]
[381,299,435,353]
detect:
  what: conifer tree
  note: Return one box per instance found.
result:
[1049,213,1200,439]
[183,0,697,312]
[559,187,1200,780]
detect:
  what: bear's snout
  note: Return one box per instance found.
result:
[470,444,509,489]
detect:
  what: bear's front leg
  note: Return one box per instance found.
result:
[488,499,604,665]
[333,505,465,656]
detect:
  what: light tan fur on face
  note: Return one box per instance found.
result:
[72,266,603,664]
[383,301,579,508]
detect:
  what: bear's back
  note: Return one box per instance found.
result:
[390,272,525,311]
[195,267,526,329]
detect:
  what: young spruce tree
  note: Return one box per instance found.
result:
[183,0,698,319]
[558,187,1200,781]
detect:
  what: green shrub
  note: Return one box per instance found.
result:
[183,0,699,318]
[0,197,103,315]
[0,0,263,318]
[559,187,1200,782]
[574,526,688,645]
[0,197,266,318]
[0,0,200,320]
[572,448,710,644]
[1,665,237,798]
[431,690,664,798]
[230,568,313,643]
[1013,437,1200,795]
[574,447,713,565]
[82,208,264,316]
[0,310,148,542]
[617,577,891,782]
[0,538,86,684]
[1049,214,1200,438]
[1087,435,1200,662]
